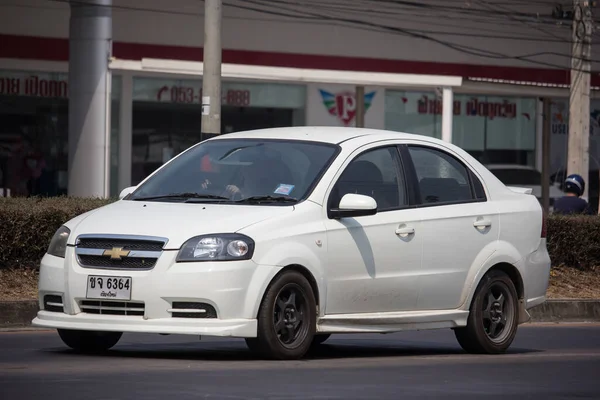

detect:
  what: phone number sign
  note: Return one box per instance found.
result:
[132,77,306,109]
[157,85,251,106]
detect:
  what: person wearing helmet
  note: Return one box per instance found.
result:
[553,174,593,215]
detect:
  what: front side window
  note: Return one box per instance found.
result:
[330,146,407,211]
[408,146,475,204]
[128,139,339,204]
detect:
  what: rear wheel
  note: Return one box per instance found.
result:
[251,270,317,360]
[57,329,122,353]
[454,270,519,354]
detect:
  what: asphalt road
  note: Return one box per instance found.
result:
[1,323,599,400]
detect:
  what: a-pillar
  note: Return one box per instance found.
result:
[441,87,453,143]
[67,0,112,198]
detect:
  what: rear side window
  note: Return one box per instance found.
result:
[407,146,485,205]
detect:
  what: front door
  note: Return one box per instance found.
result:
[324,144,423,315]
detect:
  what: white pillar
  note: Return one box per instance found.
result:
[441,87,453,143]
[118,73,133,191]
[67,0,112,197]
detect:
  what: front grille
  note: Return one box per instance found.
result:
[80,300,145,316]
[77,238,165,252]
[44,294,64,313]
[78,255,157,269]
[170,302,218,319]
[75,234,167,270]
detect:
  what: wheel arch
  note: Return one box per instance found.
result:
[463,261,529,324]
[248,263,323,319]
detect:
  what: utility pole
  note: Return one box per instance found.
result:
[542,98,552,216]
[355,85,365,128]
[568,0,593,200]
[201,0,222,139]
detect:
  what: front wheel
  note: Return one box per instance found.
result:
[57,329,122,353]
[454,270,519,354]
[252,270,317,360]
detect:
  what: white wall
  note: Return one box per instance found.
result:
[0,0,587,72]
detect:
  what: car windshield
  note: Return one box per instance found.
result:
[128,138,339,204]
[489,168,542,186]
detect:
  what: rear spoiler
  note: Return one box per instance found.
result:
[507,186,533,195]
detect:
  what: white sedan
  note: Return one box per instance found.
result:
[33,127,551,360]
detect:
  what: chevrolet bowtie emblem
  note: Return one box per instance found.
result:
[103,247,130,260]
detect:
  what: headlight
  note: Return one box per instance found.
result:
[47,226,71,258]
[176,234,255,262]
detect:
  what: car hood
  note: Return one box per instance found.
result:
[65,200,293,249]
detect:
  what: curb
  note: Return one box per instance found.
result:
[1,299,599,328]
[527,299,600,322]
[0,301,40,327]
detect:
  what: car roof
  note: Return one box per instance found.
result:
[207,126,422,145]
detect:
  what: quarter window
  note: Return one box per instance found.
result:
[408,146,478,204]
[330,147,407,211]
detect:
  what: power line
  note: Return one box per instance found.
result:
[45,0,599,73]
[260,0,575,44]
[477,0,571,42]
[230,0,597,73]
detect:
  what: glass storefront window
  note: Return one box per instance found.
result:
[0,69,121,197]
[385,90,537,167]
[131,77,307,185]
[0,70,69,197]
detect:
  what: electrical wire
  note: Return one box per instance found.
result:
[45,0,598,74]
[240,0,573,46]
[477,0,571,42]
[302,0,572,29]
[259,0,575,44]
[229,0,597,73]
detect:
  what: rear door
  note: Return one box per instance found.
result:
[401,143,499,311]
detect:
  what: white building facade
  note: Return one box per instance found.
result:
[0,0,598,205]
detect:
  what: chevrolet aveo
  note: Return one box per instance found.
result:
[33,127,551,360]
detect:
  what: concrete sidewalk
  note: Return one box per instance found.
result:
[1,299,599,328]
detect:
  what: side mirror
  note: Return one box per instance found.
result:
[330,193,377,219]
[119,186,136,200]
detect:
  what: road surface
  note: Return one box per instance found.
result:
[1,323,599,399]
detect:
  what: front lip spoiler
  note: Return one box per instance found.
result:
[32,311,258,338]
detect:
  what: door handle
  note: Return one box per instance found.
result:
[395,225,415,237]
[473,218,492,230]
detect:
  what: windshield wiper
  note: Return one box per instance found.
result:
[132,193,230,202]
[235,195,298,204]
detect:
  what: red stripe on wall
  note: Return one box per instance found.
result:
[0,33,587,87]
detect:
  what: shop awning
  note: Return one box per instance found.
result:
[109,58,463,88]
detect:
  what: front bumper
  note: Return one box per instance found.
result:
[32,311,257,337]
[32,247,281,337]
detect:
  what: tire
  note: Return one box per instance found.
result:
[57,329,122,353]
[311,334,331,346]
[252,270,317,360]
[454,269,519,354]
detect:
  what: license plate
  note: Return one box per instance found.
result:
[86,275,132,300]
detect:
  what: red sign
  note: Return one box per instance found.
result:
[416,95,520,120]
[0,75,68,98]
[318,89,376,126]
[156,85,251,106]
